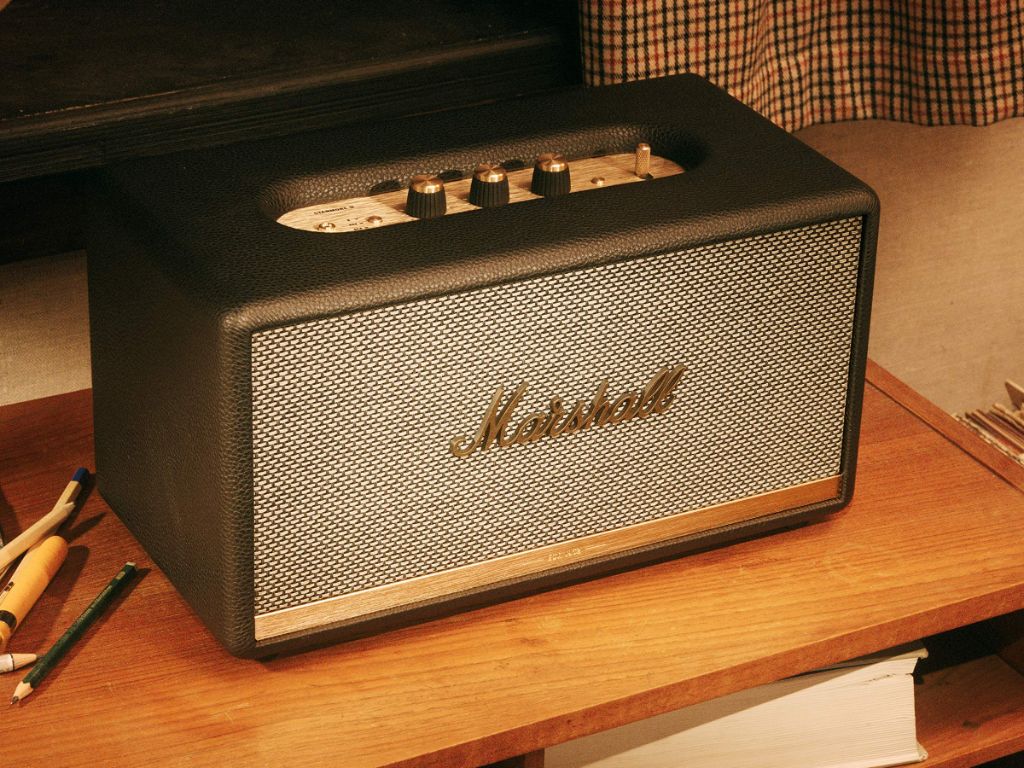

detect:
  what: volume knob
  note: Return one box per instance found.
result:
[406,174,447,219]
[530,153,571,197]
[469,163,510,208]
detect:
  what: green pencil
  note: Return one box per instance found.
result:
[11,562,137,704]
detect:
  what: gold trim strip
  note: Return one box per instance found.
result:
[254,476,841,640]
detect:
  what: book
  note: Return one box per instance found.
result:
[546,645,928,768]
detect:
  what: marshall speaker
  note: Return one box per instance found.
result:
[87,74,878,657]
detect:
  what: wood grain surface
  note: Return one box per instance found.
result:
[917,654,1024,768]
[867,360,1024,493]
[1,364,1023,767]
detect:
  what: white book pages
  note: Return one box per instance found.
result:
[547,649,927,768]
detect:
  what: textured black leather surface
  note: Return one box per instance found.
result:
[88,74,878,657]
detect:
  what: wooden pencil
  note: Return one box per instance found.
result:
[11,562,136,705]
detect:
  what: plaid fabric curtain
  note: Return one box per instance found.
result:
[579,0,1024,130]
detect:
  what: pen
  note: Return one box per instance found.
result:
[12,562,136,705]
[0,468,86,575]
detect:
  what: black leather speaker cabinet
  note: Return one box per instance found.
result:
[88,74,878,657]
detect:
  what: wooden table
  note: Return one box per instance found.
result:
[1,362,1022,767]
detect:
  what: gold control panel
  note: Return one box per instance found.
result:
[277,147,685,234]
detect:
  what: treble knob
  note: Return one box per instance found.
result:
[406,174,447,219]
[530,153,571,197]
[469,163,510,208]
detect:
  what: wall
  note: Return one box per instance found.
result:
[0,250,90,405]
[797,117,1024,413]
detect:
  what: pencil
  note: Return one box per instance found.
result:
[0,468,86,575]
[0,654,35,674]
[11,562,136,705]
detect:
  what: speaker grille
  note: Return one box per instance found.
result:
[251,218,862,615]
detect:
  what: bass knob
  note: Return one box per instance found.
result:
[406,174,447,219]
[530,153,571,198]
[468,163,510,208]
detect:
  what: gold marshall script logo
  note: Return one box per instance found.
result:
[449,363,687,458]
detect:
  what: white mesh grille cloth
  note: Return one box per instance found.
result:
[252,218,862,614]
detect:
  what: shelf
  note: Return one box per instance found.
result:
[1,362,1023,767]
[0,0,579,183]
[918,654,1024,767]
[0,1,581,264]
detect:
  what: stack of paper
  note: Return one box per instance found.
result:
[957,381,1024,464]
[546,645,927,768]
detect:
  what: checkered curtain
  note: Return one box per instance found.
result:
[579,0,1024,130]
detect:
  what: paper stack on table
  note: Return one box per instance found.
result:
[957,381,1024,464]
[547,645,928,768]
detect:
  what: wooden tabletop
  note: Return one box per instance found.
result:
[1,362,1023,767]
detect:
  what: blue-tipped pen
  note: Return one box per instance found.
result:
[0,467,90,574]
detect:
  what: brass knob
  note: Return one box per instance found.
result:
[469,163,510,208]
[406,174,447,219]
[530,153,571,197]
